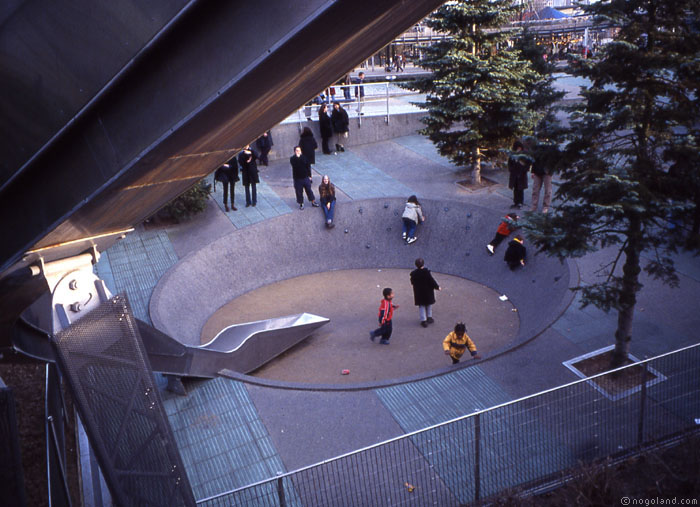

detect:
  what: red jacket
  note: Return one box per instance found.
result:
[378,299,395,324]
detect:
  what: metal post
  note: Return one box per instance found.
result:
[474,413,481,502]
[637,361,648,447]
[386,82,390,124]
[48,415,73,507]
[277,475,286,507]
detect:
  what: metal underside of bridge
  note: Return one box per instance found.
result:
[0,0,444,344]
[0,1,444,504]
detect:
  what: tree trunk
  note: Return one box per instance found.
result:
[688,189,700,249]
[471,146,481,185]
[611,221,642,368]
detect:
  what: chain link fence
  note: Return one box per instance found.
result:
[198,343,700,506]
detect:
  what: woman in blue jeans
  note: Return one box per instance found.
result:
[318,175,336,228]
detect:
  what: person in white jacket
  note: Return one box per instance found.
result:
[401,195,424,244]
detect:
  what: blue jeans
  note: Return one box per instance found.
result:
[402,218,417,238]
[245,183,256,205]
[370,320,392,341]
[322,200,335,222]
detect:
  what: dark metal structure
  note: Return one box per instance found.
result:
[51,294,195,506]
[0,378,27,507]
[1,1,445,503]
[0,0,444,347]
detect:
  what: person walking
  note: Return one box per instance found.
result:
[443,322,481,364]
[238,145,259,207]
[255,131,273,166]
[298,127,318,165]
[318,103,333,155]
[401,195,424,244]
[290,146,319,210]
[318,174,336,228]
[508,140,532,209]
[331,102,349,153]
[354,72,366,115]
[342,73,352,101]
[410,258,441,327]
[213,157,239,212]
[369,288,399,345]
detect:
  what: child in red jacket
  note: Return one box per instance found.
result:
[369,288,399,345]
[486,213,519,255]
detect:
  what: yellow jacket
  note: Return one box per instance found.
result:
[442,331,477,360]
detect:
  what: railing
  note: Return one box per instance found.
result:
[197,343,700,506]
[46,362,73,507]
[0,378,27,505]
[291,81,424,127]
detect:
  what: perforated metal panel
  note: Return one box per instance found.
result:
[0,383,26,507]
[51,294,195,507]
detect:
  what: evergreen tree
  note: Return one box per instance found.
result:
[525,0,700,367]
[408,0,540,184]
[514,27,565,137]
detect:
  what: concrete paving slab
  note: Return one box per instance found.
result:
[246,385,404,471]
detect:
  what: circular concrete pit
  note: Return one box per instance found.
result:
[151,198,574,389]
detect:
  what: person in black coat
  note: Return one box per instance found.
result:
[318,103,333,155]
[409,258,441,327]
[213,157,239,211]
[504,235,527,270]
[298,127,318,165]
[508,140,533,209]
[290,146,319,209]
[255,131,273,166]
[331,102,349,153]
[238,145,260,207]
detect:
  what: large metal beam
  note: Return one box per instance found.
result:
[0,0,443,341]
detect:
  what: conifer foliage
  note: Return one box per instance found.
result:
[409,0,540,183]
[526,0,700,366]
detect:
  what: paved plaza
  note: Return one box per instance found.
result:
[96,131,700,501]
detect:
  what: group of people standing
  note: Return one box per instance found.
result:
[318,102,350,154]
[213,131,273,211]
[507,136,560,213]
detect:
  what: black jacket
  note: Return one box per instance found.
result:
[508,153,532,191]
[255,132,273,152]
[410,267,440,306]
[214,157,239,184]
[331,106,349,134]
[238,149,259,185]
[504,239,527,269]
[290,154,312,180]
[319,111,333,138]
[298,134,318,164]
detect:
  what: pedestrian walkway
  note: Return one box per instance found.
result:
[207,173,293,228]
[95,133,700,504]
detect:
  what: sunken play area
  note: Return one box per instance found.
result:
[150,198,574,388]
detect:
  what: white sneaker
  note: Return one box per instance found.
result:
[407,237,417,244]
[402,232,407,240]
[486,244,494,255]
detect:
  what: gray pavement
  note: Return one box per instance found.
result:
[99,131,700,502]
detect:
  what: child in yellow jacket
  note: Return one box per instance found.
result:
[443,323,481,364]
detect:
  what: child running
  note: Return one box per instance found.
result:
[369,288,399,345]
[443,322,481,364]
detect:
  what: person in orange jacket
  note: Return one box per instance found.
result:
[369,288,399,345]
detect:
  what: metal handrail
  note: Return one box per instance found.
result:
[197,341,700,504]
